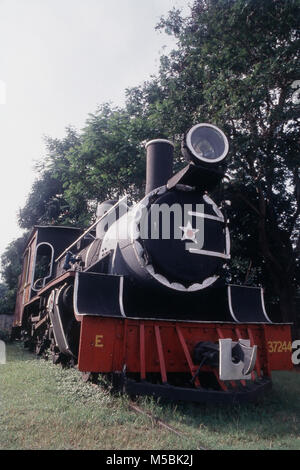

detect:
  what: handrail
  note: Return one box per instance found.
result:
[55,195,128,262]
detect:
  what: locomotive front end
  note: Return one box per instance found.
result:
[100,124,230,293]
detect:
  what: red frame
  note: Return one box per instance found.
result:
[77,316,293,387]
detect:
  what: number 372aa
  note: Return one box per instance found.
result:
[268,340,300,365]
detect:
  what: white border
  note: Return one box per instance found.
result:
[119,276,126,317]
[85,239,96,266]
[188,248,230,259]
[73,272,80,316]
[260,288,272,323]
[73,274,281,325]
[145,139,174,149]
[228,284,272,323]
[227,285,240,322]
[186,123,229,163]
[54,284,70,353]
[129,185,229,291]
[74,272,126,318]
[188,210,224,222]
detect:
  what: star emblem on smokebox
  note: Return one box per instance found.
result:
[179,221,199,243]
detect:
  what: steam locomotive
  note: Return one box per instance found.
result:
[12,123,293,403]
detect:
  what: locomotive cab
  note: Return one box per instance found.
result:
[13,226,82,330]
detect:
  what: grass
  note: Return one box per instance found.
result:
[0,342,299,450]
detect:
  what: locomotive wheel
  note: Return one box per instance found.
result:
[35,330,50,357]
[51,351,75,367]
[81,372,99,384]
[35,341,43,356]
[111,372,126,394]
[50,344,75,367]
[52,352,62,365]
[50,336,69,366]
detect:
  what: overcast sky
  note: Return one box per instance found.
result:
[0,0,190,263]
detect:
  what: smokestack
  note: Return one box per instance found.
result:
[145,139,174,195]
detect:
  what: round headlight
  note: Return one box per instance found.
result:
[186,123,229,164]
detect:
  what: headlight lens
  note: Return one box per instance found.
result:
[186,124,229,163]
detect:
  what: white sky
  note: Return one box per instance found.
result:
[0,0,190,263]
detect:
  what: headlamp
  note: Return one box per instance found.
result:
[185,123,229,164]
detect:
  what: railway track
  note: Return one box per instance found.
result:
[82,370,208,450]
[128,401,208,451]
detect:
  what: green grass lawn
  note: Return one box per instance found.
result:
[0,342,299,450]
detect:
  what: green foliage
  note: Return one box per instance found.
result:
[152,0,300,322]
[18,171,66,229]
[18,127,82,229]
[0,283,10,315]
[0,235,28,313]
[62,104,147,211]
[3,0,299,324]
[1,343,300,450]
[0,328,10,342]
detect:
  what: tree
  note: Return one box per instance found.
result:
[59,104,149,211]
[11,0,300,332]
[18,127,82,229]
[134,0,299,329]
[0,234,28,313]
[0,283,10,315]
